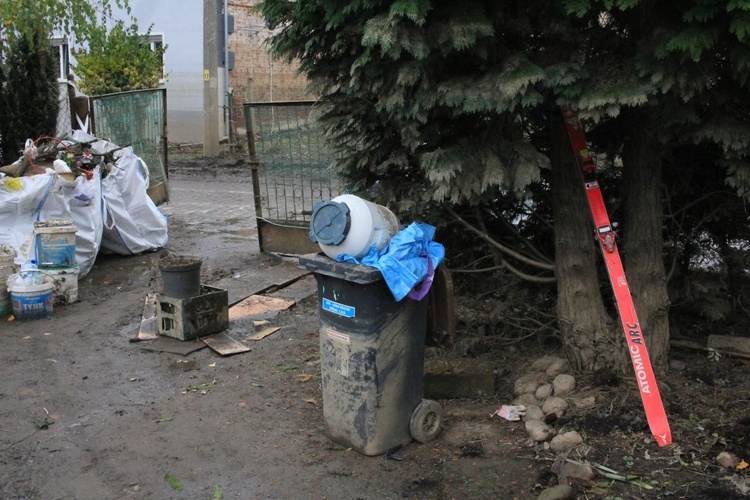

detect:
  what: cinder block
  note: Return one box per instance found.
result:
[156,286,229,341]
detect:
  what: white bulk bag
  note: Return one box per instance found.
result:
[101,148,168,254]
[0,173,68,264]
[60,166,104,277]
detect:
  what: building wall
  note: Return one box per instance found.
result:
[228,0,312,105]
[107,0,205,144]
[96,0,311,144]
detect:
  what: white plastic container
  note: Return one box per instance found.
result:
[7,272,55,320]
[0,245,16,316]
[309,194,400,260]
[34,218,78,269]
[46,265,80,305]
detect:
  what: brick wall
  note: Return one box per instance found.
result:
[228,0,313,104]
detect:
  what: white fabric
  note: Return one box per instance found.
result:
[100,148,168,255]
[0,173,68,265]
[60,166,104,277]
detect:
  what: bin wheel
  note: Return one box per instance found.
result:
[410,400,443,443]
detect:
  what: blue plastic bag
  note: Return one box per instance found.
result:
[337,222,445,301]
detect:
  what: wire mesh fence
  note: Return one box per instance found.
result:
[56,81,72,139]
[91,89,168,191]
[244,101,340,223]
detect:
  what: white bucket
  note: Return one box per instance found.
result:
[7,272,55,320]
[310,194,400,260]
[46,265,80,305]
[34,219,78,269]
[0,245,16,317]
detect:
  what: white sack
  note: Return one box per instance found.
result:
[101,148,168,254]
[60,166,104,277]
[0,173,68,264]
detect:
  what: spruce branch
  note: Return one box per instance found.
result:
[447,207,555,272]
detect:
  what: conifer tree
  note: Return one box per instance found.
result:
[258,0,750,371]
[1,29,59,164]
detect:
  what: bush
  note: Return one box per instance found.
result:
[73,20,166,96]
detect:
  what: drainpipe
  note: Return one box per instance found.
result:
[223,0,230,139]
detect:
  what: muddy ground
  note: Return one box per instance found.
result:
[1,156,748,499]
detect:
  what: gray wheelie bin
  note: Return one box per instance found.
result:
[299,253,442,456]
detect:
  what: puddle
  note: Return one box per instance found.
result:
[84,253,159,286]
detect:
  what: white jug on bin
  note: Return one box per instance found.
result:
[309,194,400,260]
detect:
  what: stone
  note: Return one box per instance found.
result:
[550,431,584,452]
[572,396,596,409]
[546,358,569,377]
[515,373,545,395]
[515,393,540,407]
[558,461,596,484]
[716,451,740,468]
[523,405,545,422]
[542,396,569,416]
[535,383,553,400]
[537,484,574,500]
[530,356,566,372]
[525,419,555,442]
[669,359,686,371]
[552,374,576,396]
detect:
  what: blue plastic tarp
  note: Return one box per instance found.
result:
[337,222,445,301]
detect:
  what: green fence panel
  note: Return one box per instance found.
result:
[91,89,168,196]
[244,101,339,223]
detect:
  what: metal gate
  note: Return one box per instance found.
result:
[244,101,340,254]
[91,89,169,204]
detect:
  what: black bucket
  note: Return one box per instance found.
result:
[158,256,202,299]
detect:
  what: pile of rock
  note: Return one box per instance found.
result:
[511,356,597,500]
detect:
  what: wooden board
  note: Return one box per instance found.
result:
[211,260,309,306]
[136,293,159,341]
[427,266,456,347]
[707,335,750,357]
[201,332,251,356]
[140,337,207,356]
[229,295,295,322]
[268,274,317,303]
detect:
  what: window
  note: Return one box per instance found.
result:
[146,33,166,83]
[50,37,70,81]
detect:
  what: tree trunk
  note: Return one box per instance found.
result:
[621,107,671,372]
[550,113,627,372]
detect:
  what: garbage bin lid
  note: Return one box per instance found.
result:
[310,200,351,245]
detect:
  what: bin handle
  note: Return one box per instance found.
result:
[407,253,434,301]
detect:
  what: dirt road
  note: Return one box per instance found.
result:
[4,160,747,500]
[0,164,537,499]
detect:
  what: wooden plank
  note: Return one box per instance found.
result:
[137,293,159,341]
[423,358,495,399]
[671,338,750,361]
[211,260,309,306]
[268,274,317,303]
[229,295,295,322]
[427,266,456,347]
[250,326,281,341]
[140,337,207,356]
[707,335,750,357]
[201,333,251,356]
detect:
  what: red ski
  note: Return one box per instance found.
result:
[561,108,672,447]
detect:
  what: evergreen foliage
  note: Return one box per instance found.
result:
[259,1,558,216]
[0,29,58,164]
[258,0,750,353]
